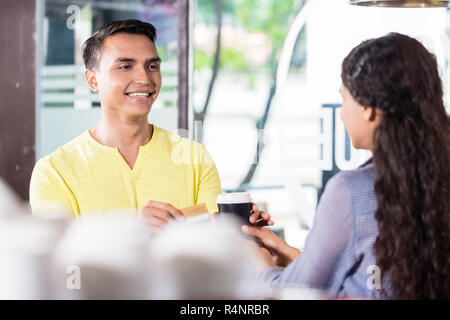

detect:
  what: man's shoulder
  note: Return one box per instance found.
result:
[153,126,212,165]
[155,126,204,150]
[37,131,90,168]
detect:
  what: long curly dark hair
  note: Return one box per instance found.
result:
[341,33,450,299]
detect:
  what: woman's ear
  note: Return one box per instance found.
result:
[363,106,377,122]
[84,69,99,93]
[363,107,383,130]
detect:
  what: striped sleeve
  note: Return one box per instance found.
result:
[258,173,352,290]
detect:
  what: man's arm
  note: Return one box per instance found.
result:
[196,145,222,214]
[29,158,78,217]
[140,143,221,228]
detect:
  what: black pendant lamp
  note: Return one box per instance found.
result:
[349,0,450,7]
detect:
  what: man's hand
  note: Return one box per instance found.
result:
[242,225,300,267]
[248,203,274,227]
[140,200,185,229]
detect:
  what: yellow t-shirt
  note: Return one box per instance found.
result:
[29,124,222,217]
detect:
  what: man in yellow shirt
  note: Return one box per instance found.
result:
[29,20,222,226]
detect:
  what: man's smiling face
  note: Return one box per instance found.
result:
[90,32,162,120]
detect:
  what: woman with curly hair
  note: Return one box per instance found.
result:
[243,32,450,299]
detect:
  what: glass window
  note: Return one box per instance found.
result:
[193,0,450,248]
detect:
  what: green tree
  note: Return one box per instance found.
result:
[194,0,306,187]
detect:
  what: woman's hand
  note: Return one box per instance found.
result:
[242,225,300,267]
[248,203,274,227]
[245,240,277,271]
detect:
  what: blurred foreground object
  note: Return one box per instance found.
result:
[0,215,68,299]
[0,179,28,217]
[149,215,263,299]
[53,212,152,299]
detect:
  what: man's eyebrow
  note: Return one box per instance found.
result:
[114,57,135,63]
[113,57,161,63]
[147,57,161,63]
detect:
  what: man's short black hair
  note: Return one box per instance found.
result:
[82,19,157,69]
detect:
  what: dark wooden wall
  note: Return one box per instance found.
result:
[177,0,192,133]
[0,0,36,200]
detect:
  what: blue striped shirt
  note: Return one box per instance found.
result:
[260,160,390,299]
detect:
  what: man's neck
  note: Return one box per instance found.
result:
[91,115,152,150]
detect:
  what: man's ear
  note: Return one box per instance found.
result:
[84,69,99,93]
